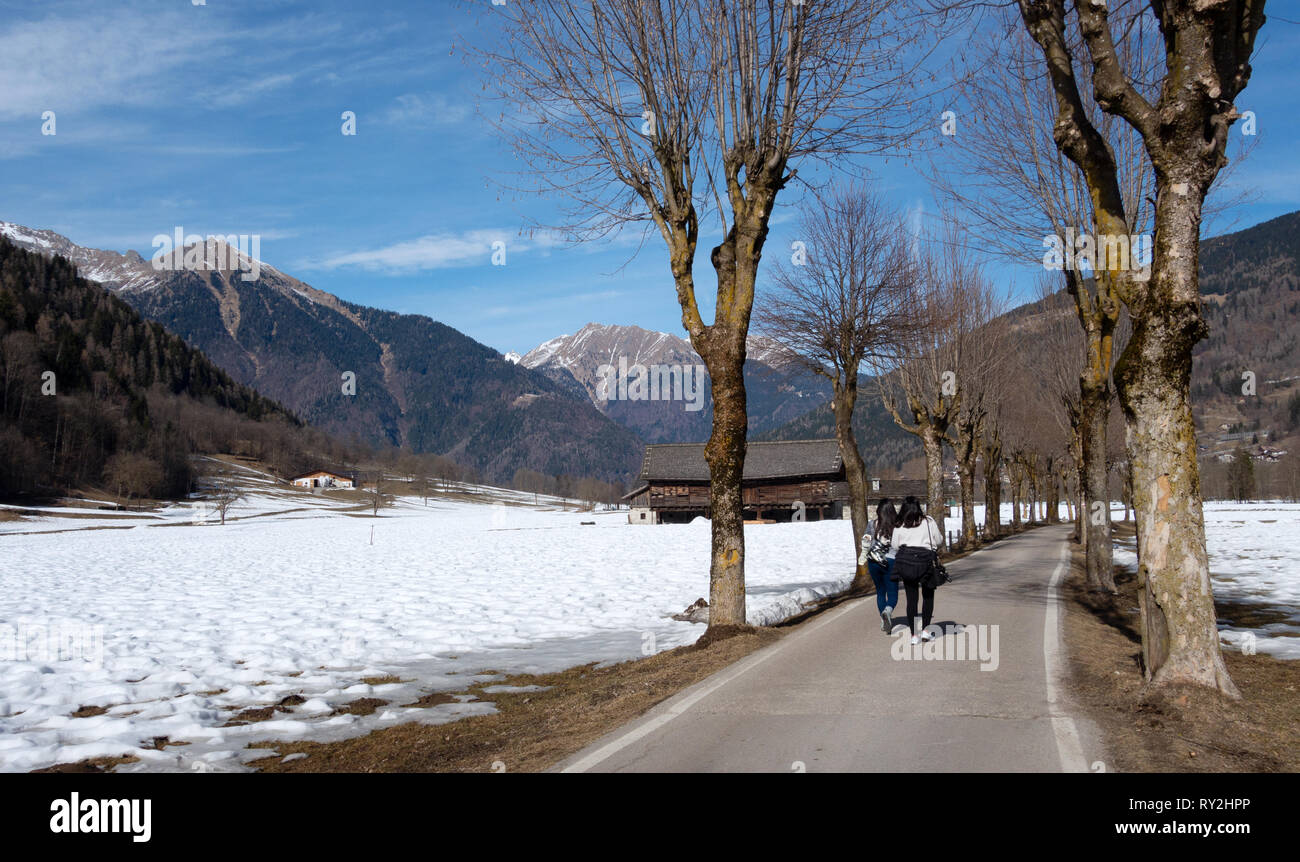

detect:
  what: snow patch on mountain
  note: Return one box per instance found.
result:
[0,220,297,299]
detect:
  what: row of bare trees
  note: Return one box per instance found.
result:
[756,188,1081,564]
[756,190,1018,566]
[475,0,1268,699]
[511,468,626,508]
[970,0,1262,695]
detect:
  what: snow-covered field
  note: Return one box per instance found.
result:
[1112,502,1300,661]
[936,502,1073,539]
[0,475,855,772]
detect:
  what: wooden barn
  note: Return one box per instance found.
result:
[622,439,851,524]
[866,477,931,501]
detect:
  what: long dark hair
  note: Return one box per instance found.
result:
[874,498,897,540]
[898,496,925,529]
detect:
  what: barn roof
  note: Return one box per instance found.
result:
[637,439,844,482]
[289,469,356,481]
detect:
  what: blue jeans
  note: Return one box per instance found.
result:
[868,558,898,614]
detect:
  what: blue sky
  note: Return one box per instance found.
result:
[1,0,1296,356]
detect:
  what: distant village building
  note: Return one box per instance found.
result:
[1218,430,1269,443]
[290,470,356,490]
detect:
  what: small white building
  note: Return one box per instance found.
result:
[290,470,355,490]
[628,507,658,525]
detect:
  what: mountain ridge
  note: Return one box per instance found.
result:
[520,321,832,444]
[1,222,644,485]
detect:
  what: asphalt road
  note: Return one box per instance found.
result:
[554,524,1104,773]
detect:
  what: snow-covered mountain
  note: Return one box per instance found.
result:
[522,322,831,443]
[0,221,161,292]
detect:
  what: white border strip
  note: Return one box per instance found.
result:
[1044,540,1089,772]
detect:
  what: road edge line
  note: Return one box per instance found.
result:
[553,597,868,773]
[1044,539,1090,773]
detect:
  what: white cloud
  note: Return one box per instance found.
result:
[0,10,222,120]
[202,73,299,109]
[378,92,473,128]
[306,229,567,273]
[0,6,361,121]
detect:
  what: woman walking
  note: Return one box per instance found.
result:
[858,498,899,634]
[891,496,944,645]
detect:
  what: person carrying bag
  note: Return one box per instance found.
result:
[890,496,945,644]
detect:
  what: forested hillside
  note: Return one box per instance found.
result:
[1192,209,1300,453]
[0,238,305,498]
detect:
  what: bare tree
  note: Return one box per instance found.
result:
[207,464,245,525]
[942,275,1009,549]
[932,10,1164,592]
[1033,281,1088,538]
[1226,448,1256,503]
[877,224,993,546]
[981,401,1005,540]
[369,470,387,517]
[1015,0,1266,695]
[477,0,923,630]
[755,186,923,587]
[104,452,163,509]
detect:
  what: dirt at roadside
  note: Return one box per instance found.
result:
[253,626,783,773]
[1062,527,1300,772]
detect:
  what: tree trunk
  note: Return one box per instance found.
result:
[703,343,748,628]
[696,216,770,632]
[1123,467,1132,523]
[958,463,976,548]
[1009,465,1022,530]
[921,426,946,547]
[1068,425,1084,542]
[1076,486,1086,545]
[1045,458,1060,524]
[983,441,1002,541]
[1113,191,1237,697]
[1080,376,1117,592]
[954,424,978,549]
[1027,467,1039,523]
[833,379,872,592]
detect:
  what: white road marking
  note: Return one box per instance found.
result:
[1044,539,1089,772]
[558,598,867,773]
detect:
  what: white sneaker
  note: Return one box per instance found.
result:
[921,630,935,642]
[909,635,920,645]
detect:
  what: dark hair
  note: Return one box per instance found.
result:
[874,498,897,540]
[898,496,925,529]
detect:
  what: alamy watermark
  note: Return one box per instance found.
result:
[1043,227,1152,282]
[892,623,999,671]
[595,357,706,412]
[0,619,105,667]
[152,227,261,282]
